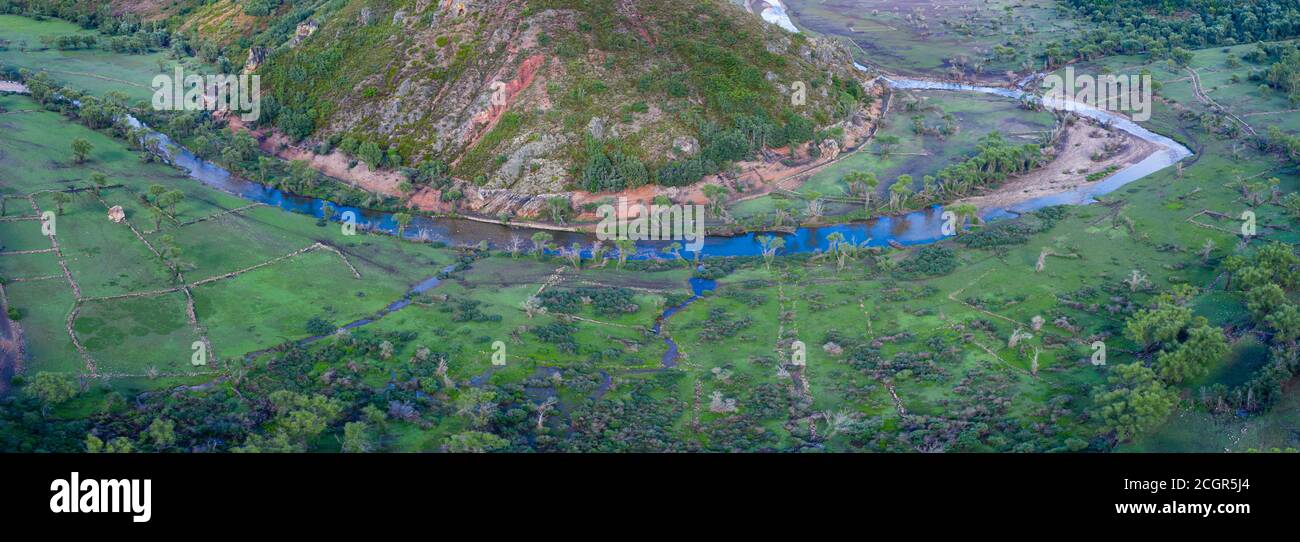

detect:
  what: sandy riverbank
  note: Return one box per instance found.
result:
[955,118,1160,211]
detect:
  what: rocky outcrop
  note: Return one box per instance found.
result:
[244,47,270,73]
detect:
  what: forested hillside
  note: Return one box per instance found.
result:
[4,0,870,198]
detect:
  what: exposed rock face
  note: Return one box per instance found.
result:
[493,134,563,188]
[244,47,270,73]
[819,139,841,161]
[107,206,125,224]
[291,21,318,46]
[672,136,699,159]
[586,117,608,140]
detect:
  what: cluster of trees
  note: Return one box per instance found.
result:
[138,107,389,210]
[243,0,284,18]
[1244,41,1300,101]
[18,71,169,170]
[579,111,821,193]
[538,287,638,317]
[934,132,1045,199]
[1047,0,1300,68]
[896,246,958,279]
[836,132,1044,218]
[1216,243,1300,410]
[1092,265,1274,439]
[3,0,169,54]
[40,33,95,50]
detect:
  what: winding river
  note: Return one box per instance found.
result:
[2,75,1193,256]
[131,81,1190,258]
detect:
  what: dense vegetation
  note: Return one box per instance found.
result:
[1051,0,1300,67]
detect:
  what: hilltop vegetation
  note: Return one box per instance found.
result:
[3,0,870,197]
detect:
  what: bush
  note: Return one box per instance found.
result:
[897,246,957,279]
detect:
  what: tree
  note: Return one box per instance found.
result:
[661,242,685,265]
[262,391,345,449]
[889,176,913,211]
[454,388,498,428]
[564,242,583,270]
[26,372,78,407]
[1245,283,1286,322]
[90,173,108,197]
[825,232,854,273]
[805,191,825,219]
[1265,303,1300,344]
[319,202,335,226]
[446,431,508,453]
[876,134,900,157]
[147,184,169,204]
[158,235,184,270]
[507,235,525,258]
[949,203,980,235]
[1156,319,1228,383]
[531,232,553,259]
[341,422,372,453]
[546,197,570,225]
[146,417,176,451]
[615,238,636,269]
[758,235,785,272]
[86,434,105,453]
[104,437,135,453]
[1199,239,1216,264]
[159,190,185,216]
[150,206,166,231]
[393,212,413,238]
[844,171,879,212]
[772,199,793,227]
[71,137,93,164]
[1125,302,1192,352]
[51,192,72,215]
[1092,362,1178,442]
[702,184,728,219]
[257,156,274,185]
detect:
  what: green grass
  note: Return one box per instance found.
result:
[788,0,1070,79]
[3,277,81,373]
[74,292,204,375]
[0,93,457,382]
[0,15,181,102]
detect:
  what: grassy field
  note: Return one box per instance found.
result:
[0,93,453,383]
[787,0,1071,79]
[1051,40,1300,137]
[0,15,183,102]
